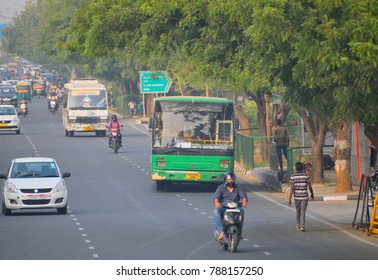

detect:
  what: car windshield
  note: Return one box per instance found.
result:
[0,87,16,94]
[17,85,30,90]
[0,107,16,115]
[68,90,107,109]
[152,102,234,150]
[10,162,59,178]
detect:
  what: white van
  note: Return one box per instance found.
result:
[62,79,109,137]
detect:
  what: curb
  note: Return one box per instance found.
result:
[235,165,253,176]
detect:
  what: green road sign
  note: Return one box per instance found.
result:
[139,71,172,94]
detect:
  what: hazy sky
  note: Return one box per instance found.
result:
[0,0,29,23]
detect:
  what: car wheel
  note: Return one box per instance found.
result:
[2,201,11,216]
[57,205,67,214]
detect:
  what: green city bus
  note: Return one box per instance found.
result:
[150,96,234,190]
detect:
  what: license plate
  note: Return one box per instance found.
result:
[185,173,200,180]
[23,194,52,199]
[84,126,94,131]
[0,123,8,127]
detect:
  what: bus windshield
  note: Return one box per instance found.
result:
[152,101,233,150]
[68,89,107,109]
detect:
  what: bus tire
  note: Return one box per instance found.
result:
[156,181,165,191]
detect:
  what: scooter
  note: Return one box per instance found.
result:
[49,98,58,115]
[215,201,244,253]
[108,125,123,153]
[19,99,28,117]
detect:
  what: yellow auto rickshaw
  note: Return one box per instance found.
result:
[32,79,46,98]
[16,81,32,102]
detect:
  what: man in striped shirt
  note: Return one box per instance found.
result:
[288,162,314,231]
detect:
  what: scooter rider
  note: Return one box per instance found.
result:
[107,114,123,148]
[213,171,248,241]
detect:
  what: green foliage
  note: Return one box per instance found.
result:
[2,0,378,138]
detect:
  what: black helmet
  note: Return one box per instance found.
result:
[223,171,236,186]
[111,114,117,121]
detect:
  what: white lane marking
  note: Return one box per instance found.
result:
[129,123,150,136]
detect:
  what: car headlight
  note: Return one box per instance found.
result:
[13,116,19,123]
[53,181,67,192]
[5,182,19,193]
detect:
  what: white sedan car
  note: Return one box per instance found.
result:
[0,157,70,215]
[0,105,20,134]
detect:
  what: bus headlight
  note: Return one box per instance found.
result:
[100,116,108,123]
[156,158,166,167]
[68,116,77,123]
[220,160,229,168]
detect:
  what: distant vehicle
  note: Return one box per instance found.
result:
[150,96,235,190]
[6,62,17,78]
[32,79,46,97]
[0,86,18,107]
[0,67,7,77]
[3,79,18,87]
[0,105,20,134]
[62,78,109,137]
[41,73,57,84]
[0,75,7,83]
[16,80,32,102]
[30,66,41,78]
[0,157,71,215]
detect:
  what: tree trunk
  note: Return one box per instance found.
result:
[65,64,76,79]
[248,92,269,161]
[333,122,352,193]
[298,111,328,185]
[272,103,290,127]
[235,104,251,136]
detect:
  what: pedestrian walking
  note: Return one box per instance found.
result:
[137,102,142,115]
[273,119,289,171]
[128,100,136,116]
[288,161,314,231]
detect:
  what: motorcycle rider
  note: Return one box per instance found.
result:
[107,114,123,148]
[19,94,28,115]
[48,92,59,111]
[213,171,248,241]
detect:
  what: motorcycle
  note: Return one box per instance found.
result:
[49,98,58,115]
[215,201,244,253]
[108,125,123,153]
[19,99,28,117]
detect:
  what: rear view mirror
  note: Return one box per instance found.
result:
[62,172,71,178]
